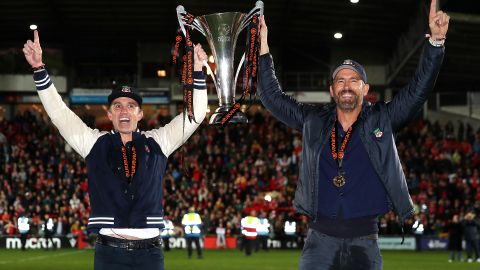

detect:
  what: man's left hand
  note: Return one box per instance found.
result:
[428,0,450,40]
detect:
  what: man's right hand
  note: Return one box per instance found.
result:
[194,44,208,72]
[22,30,44,68]
[259,16,269,55]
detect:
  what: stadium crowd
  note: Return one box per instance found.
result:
[1,108,480,247]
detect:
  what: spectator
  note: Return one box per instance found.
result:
[447,214,463,262]
[463,211,480,263]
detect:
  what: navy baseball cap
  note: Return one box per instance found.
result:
[108,86,142,107]
[332,59,367,83]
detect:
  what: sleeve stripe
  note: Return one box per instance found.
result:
[193,77,206,90]
[34,76,49,84]
[36,78,52,87]
[33,69,52,91]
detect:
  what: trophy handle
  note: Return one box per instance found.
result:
[234,53,245,89]
[176,5,188,37]
[191,19,206,36]
[235,1,262,91]
[176,5,206,36]
[241,0,264,31]
[203,60,219,91]
[177,6,214,88]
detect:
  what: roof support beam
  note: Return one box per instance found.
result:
[386,1,428,86]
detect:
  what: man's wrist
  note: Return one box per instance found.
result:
[428,37,445,47]
[32,63,46,72]
[260,43,269,55]
[425,34,445,47]
[193,71,206,90]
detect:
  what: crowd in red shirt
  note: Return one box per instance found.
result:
[1,110,479,240]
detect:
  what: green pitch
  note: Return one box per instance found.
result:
[0,249,477,270]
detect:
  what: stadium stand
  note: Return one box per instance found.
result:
[1,109,480,248]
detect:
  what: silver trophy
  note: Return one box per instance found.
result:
[177,1,264,124]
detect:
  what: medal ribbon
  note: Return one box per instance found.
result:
[121,145,137,181]
[330,122,352,170]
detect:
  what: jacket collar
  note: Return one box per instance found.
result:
[110,129,141,146]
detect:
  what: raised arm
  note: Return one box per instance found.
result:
[23,30,105,158]
[387,0,450,131]
[145,44,208,157]
[257,16,314,131]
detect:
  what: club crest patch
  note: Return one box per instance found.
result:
[373,128,383,138]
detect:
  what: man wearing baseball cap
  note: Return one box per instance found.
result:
[23,29,208,270]
[256,0,449,269]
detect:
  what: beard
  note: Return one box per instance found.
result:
[333,90,360,112]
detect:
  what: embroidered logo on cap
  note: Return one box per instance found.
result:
[121,86,132,93]
[343,59,354,66]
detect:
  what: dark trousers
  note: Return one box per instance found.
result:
[256,235,268,251]
[94,243,164,270]
[20,233,28,250]
[449,250,462,261]
[465,238,480,259]
[163,237,170,251]
[299,229,382,270]
[44,233,54,250]
[186,237,202,258]
[243,237,255,256]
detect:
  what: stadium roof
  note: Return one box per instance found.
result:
[0,0,479,91]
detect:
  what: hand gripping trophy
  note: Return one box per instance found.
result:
[175,1,264,125]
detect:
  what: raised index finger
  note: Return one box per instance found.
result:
[429,0,438,18]
[34,30,40,44]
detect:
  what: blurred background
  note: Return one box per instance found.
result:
[0,0,480,269]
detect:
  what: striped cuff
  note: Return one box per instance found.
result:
[33,69,52,91]
[193,71,206,90]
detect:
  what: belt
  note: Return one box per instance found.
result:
[309,216,379,239]
[96,234,163,250]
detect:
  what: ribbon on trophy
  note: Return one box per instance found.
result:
[219,14,260,125]
[173,12,198,124]
[172,12,197,177]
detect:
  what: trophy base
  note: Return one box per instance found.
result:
[209,106,248,125]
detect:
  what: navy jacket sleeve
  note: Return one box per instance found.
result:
[257,54,316,131]
[387,41,445,131]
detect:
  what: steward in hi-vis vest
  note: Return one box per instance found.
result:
[161,217,175,251]
[256,211,270,251]
[182,208,203,259]
[241,210,260,256]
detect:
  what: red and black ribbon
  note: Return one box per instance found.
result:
[220,15,260,125]
[121,145,137,182]
[172,13,198,177]
[330,122,353,176]
[173,13,198,124]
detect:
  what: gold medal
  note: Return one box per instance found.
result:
[333,175,346,187]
